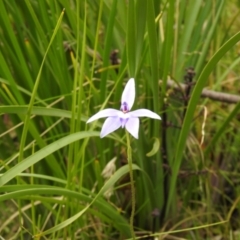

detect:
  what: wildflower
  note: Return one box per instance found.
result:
[87,78,161,139]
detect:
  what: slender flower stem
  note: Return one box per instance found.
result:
[126,131,135,239]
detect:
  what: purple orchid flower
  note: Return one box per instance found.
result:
[87,78,161,139]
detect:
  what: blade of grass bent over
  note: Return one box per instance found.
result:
[0,186,131,236]
[34,164,141,238]
[0,131,99,187]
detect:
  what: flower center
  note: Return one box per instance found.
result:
[120,102,129,113]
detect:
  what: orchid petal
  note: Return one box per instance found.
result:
[87,109,121,123]
[121,78,135,110]
[117,111,130,119]
[100,117,122,138]
[130,109,161,120]
[125,117,139,139]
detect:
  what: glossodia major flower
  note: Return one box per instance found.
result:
[87,78,161,139]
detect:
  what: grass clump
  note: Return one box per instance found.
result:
[1,0,240,239]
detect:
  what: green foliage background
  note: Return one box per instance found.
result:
[1,0,240,239]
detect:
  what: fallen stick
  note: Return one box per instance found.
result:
[161,79,240,104]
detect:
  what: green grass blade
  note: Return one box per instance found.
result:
[127,0,136,77]
[166,30,240,215]
[204,101,240,156]
[17,9,65,163]
[0,131,99,187]
[34,164,141,238]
